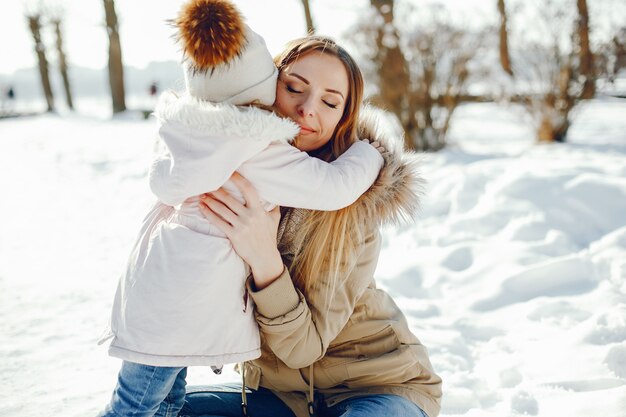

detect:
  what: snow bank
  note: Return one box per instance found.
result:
[1,98,625,416]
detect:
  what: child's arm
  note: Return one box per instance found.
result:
[149,117,383,210]
[237,140,384,210]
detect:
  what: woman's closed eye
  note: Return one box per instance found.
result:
[284,80,340,109]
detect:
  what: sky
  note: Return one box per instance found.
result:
[0,0,500,76]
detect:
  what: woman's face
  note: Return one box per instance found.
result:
[274,52,349,152]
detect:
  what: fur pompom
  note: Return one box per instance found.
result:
[176,0,246,71]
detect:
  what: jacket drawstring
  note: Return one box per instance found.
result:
[241,362,248,417]
[307,363,316,417]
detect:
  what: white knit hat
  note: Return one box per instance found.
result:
[176,0,277,106]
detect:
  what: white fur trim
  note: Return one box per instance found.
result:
[155,91,299,144]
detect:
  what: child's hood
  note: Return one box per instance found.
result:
[154,90,299,144]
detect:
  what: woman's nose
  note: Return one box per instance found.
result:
[297,96,315,118]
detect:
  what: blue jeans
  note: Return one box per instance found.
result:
[179,383,428,417]
[98,361,187,417]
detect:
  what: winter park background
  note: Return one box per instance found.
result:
[1,0,626,416]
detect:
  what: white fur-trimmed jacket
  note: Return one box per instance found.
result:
[98,92,383,367]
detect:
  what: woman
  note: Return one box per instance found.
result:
[181,36,442,417]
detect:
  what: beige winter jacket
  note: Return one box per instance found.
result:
[240,108,443,417]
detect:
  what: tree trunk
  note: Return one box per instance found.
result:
[613,31,626,82]
[538,112,569,143]
[27,15,54,112]
[300,0,315,34]
[103,0,126,113]
[370,0,418,150]
[576,0,594,99]
[52,19,73,110]
[537,111,555,142]
[497,0,513,76]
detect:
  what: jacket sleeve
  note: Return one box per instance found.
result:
[238,141,384,210]
[149,119,272,206]
[247,228,382,369]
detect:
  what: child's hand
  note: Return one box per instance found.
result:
[361,138,388,156]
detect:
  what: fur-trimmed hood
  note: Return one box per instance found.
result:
[354,105,424,227]
[154,91,299,144]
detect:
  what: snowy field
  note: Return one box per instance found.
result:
[0,97,625,417]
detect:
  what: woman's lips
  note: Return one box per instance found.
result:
[298,124,315,134]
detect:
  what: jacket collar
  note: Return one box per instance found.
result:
[352,105,424,227]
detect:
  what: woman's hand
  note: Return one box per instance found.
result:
[199,172,284,290]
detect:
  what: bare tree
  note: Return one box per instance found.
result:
[51,17,73,110]
[353,1,485,151]
[409,21,482,150]
[519,42,578,142]
[608,28,626,83]
[368,0,415,150]
[27,13,55,112]
[615,28,626,77]
[300,0,315,34]
[592,0,626,90]
[501,0,605,142]
[497,0,513,76]
[103,0,126,113]
[594,26,625,96]
[576,0,594,99]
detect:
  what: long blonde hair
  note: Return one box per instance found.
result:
[274,36,367,303]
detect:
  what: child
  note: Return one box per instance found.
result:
[97,0,383,416]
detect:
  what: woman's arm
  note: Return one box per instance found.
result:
[247,228,381,369]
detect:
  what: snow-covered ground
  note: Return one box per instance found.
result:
[0,97,625,417]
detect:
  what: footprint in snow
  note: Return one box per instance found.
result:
[543,378,625,392]
[441,246,473,272]
[500,368,523,388]
[605,344,626,379]
[472,256,597,311]
[510,390,538,415]
[527,300,592,326]
[584,307,626,345]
